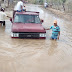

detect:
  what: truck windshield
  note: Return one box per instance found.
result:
[14,14,41,24]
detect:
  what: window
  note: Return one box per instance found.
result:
[14,14,40,24]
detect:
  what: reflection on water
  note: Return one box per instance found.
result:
[48,41,58,56]
[0,4,72,72]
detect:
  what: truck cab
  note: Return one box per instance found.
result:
[11,11,46,39]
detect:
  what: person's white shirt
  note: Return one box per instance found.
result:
[14,1,24,11]
[0,11,7,21]
[44,2,48,7]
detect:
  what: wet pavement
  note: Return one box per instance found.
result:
[0,4,72,72]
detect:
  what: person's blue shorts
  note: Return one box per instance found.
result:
[51,35,57,40]
[17,9,25,12]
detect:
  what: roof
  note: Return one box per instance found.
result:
[16,11,39,15]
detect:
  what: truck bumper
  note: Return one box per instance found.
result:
[11,32,46,39]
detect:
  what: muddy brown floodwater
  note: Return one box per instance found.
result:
[0,4,72,72]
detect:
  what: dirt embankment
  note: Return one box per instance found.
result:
[41,6,72,22]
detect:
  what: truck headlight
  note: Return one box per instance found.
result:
[13,33,19,37]
[39,33,46,37]
[11,32,19,37]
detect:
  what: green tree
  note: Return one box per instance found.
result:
[39,0,43,4]
[62,0,66,3]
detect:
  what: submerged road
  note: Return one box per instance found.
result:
[0,4,72,72]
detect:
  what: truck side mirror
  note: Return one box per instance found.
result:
[10,18,12,23]
[40,19,44,23]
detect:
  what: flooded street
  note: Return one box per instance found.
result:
[0,4,72,72]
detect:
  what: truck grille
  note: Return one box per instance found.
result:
[19,33,39,38]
